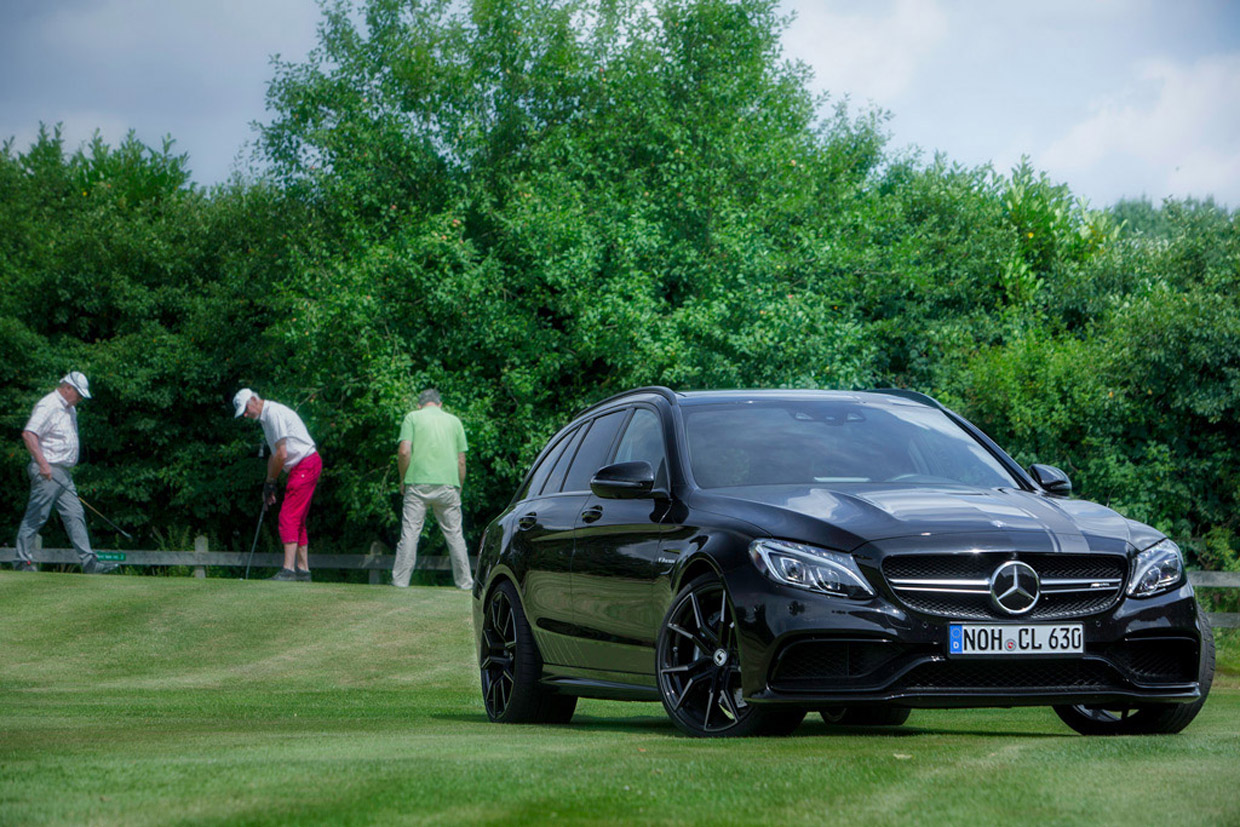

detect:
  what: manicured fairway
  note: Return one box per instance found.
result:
[1,574,1237,825]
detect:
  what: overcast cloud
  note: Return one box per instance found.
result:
[1,0,1238,207]
[782,0,1240,207]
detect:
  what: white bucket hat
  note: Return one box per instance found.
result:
[61,371,91,399]
[232,388,255,418]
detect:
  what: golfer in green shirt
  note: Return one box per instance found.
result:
[393,389,472,589]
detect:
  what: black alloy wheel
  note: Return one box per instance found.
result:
[480,580,577,724]
[1054,618,1215,736]
[656,573,804,737]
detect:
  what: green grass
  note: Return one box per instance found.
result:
[1,574,1238,826]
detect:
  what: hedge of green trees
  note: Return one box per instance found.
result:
[3,0,1238,572]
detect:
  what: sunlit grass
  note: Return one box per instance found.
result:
[1,574,1237,825]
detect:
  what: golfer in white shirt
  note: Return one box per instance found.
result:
[12,372,115,574]
[234,389,322,582]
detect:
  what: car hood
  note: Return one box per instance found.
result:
[698,484,1157,554]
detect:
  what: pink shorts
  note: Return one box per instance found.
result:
[278,451,321,546]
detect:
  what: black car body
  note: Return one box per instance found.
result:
[473,387,1213,736]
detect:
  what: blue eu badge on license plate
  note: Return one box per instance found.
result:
[949,624,964,654]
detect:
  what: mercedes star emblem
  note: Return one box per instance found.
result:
[989,560,1040,615]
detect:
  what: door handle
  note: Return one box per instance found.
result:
[580,505,604,524]
[517,513,537,531]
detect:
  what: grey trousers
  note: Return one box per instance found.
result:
[15,463,97,568]
[393,484,473,589]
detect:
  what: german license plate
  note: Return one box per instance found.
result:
[948,623,1083,656]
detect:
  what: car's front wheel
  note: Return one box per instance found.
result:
[1054,618,1215,735]
[480,579,577,724]
[656,573,805,737]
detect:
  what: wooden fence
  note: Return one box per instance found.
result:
[1188,571,1240,628]
[2,541,1238,626]
[0,536,472,586]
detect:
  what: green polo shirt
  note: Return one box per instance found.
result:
[399,405,468,487]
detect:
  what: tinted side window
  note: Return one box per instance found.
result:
[614,408,667,483]
[541,425,585,495]
[560,410,628,493]
[517,427,576,500]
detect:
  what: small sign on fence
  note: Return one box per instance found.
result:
[97,552,126,562]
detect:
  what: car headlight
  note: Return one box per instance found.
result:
[749,539,874,599]
[1126,538,1185,598]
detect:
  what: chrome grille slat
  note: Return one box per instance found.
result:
[1041,577,1123,593]
[891,586,992,595]
[888,578,989,590]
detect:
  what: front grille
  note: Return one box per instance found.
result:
[883,552,1126,621]
[1108,638,1198,684]
[902,659,1120,691]
[765,639,1197,697]
[769,639,902,690]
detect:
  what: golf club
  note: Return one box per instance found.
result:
[48,476,133,540]
[243,499,269,580]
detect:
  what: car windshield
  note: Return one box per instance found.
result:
[683,400,1019,490]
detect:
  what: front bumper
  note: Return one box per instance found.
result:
[725,564,1205,708]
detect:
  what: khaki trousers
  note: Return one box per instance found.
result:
[393,484,473,589]
[16,463,97,569]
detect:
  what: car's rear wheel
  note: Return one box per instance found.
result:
[657,573,805,737]
[480,580,578,724]
[820,705,911,727]
[1054,618,1215,736]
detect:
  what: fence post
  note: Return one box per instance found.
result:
[367,540,387,585]
[193,535,208,579]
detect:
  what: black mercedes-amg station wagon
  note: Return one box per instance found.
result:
[472,387,1214,737]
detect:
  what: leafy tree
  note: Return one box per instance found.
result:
[257,0,887,542]
[5,0,1238,575]
[0,127,300,552]
[942,201,1240,559]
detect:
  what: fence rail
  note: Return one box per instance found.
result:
[1189,570,1240,628]
[0,536,471,585]
[2,542,1238,625]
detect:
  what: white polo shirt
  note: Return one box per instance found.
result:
[259,400,317,472]
[24,389,80,466]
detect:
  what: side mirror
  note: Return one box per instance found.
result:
[1029,464,1072,497]
[590,461,656,499]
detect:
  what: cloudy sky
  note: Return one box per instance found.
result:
[2,0,1238,208]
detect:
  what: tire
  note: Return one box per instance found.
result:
[1054,617,1215,736]
[480,580,578,724]
[820,705,911,727]
[656,573,805,737]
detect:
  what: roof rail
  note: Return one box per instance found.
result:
[872,388,944,409]
[573,386,679,419]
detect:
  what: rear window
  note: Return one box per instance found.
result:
[560,410,627,493]
[516,426,577,500]
[541,425,586,495]
[683,401,1017,490]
